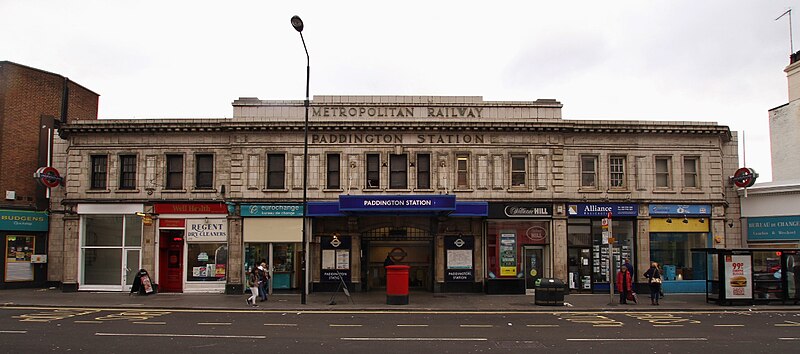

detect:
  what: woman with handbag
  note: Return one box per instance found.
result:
[644,262,662,305]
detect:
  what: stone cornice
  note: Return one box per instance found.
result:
[58,119,732,140]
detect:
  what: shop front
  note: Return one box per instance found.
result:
[649,204,711,293]
[0,209,49,289]
[76,203,143,292]
[308,195,487,293]
[154,203,228,293]
[744,215,800,301]
[567,203,638,293]
[241,203,303,293]
[486,203,552,295]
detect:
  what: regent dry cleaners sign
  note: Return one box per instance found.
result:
[312,106,484,118]
[186,219,228,242]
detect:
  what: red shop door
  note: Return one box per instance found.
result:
[159,231,184,293]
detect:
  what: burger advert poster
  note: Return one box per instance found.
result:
[725,255,752,299]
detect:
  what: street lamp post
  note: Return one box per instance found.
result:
[291,15,309,305]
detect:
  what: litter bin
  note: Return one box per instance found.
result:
[386,265,410,305]
[534,278,565,306]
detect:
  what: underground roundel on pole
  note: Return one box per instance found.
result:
[34,166,62,188]
[731,167,758,188]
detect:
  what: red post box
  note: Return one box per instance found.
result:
[386,265,410,305]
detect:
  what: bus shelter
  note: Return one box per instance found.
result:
[692,248,800,305]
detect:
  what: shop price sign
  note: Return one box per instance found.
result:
[499,233,517,276]
[724,255,752,300]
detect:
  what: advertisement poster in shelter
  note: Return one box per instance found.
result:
[724,254,752,299]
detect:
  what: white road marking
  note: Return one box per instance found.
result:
[397,324,429,327]
[779,338,800,340]
[341,337,487,341]
[0,330,27,334]
[568,338,707,342]
[198,322,231,326]
[96,332,266,339]
[329,324,362,327]
[460,324,493,328]
[775,321,800,327]
[264,323,297,327]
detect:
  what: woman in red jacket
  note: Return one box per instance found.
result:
[616,266,633,304]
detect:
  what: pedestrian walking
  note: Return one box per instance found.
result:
[384,253,395,268]
[246,266,259,307]
[616,266,633,304]
[644,262,662,305]
[257,259,269,302]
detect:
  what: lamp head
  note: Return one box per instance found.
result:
[291,15,304,32]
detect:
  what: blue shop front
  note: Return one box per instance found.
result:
[308,195,487,293]
[0,209,49,289]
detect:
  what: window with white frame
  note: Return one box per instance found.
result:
[510,155,526,187]
[580,155,598,188]
[655,156,672,188]
[683,156,699,188]
[609,155,626,188]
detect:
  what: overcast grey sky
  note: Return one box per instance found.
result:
[2,0,795,182]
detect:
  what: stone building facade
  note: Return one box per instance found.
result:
[52,95,741,295]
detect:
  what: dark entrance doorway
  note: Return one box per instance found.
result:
[158,230,184,293]
[361,226,433,291]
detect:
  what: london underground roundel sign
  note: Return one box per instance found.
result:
[34,166,62,188]
[731,167,758,188]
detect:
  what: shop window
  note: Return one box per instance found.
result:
[366,154,380,189]
[389,154,407,189]
[416,153,431,189]
[510,155,526,187]
[567,218,635,286]
[655,156,672,188]
[683,156,699,188]
[267,153,286,189]
[649,232,707,281]
[326,153,340,189]
[609,155,626,189]
[81,215,142,286]
[119,155,137,190]
[580,155,597,188]
[195,154,214,189]
[90,155,108,190]
[166,154,184,190]
[456,154,469,188]
[187,243,227,282]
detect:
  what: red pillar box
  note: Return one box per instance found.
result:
[386,265,410,305]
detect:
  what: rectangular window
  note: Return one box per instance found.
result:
[267,154,286,189]
[655,157,671,188]
[90,155,108,190]
[195,154,214,189]
[683,157,698,188]
[416,154,431,189]
[580,155,597,187]
[511,155,526,187]
[118,155,137,190]
[389,154,408,189]
[166,154,184,190]
[327,153,340,189]
[456,154,469,188]
[609,156,626,188]
[366,154,380,189]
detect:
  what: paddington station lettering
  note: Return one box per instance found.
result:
[311,134,486,144]
[312,106,483,118]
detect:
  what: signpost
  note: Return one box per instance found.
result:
[603,212,615,304]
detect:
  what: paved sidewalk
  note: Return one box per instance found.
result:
[2,287,797,312]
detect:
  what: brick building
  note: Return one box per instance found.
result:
[0,61,98,289]
[53,95,742,296]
